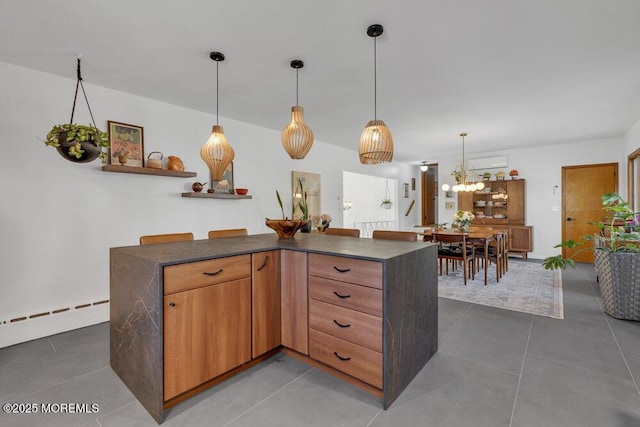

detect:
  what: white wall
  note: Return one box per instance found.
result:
[0,61,420,347]
[437,137,627,260]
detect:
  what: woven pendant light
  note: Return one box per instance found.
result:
[282,60,314,159]
[201,51,235,181]
[359,24,393,164]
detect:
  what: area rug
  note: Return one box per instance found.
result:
[438,260,564,319]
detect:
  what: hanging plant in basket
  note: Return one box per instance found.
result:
[44,123,108,163]
[42,57,109,163]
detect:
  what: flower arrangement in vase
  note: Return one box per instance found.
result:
[453,210,475,232]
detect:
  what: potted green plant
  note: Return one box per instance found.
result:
[543,193,640,320]
[380,199,393,209]
[265,183,308,239]
[44,123,109,163]
[295,178,312,232]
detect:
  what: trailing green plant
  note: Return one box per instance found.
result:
[44,123,109,160]
[543,193,640,270]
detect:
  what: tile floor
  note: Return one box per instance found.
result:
[0,262,639,426]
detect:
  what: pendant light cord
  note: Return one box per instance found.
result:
[69,57,98,128]
[373,36,377,120]
[296,68,299,106]
[216,60,219,126]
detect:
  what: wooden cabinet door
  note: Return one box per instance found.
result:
[280,250,308,354]
[457,191,473,213]
[506,179,525,225]
[252,250,281,358]
[509,226,533,255]
[163,278,251,401]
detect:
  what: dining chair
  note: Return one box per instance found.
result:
[325,227,360,237]
[474,231,504,283]
[208,228,248,239]
[433,233,476,285]
[372,230,418,242]
[139,232,194,245]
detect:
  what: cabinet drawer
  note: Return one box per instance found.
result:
[308,254,382,289]
[164,254,251,295]
[309,329,382,389]
[309,300,382,353]
[309,276,382,316]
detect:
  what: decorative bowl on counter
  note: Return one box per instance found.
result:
[236,188,249,195]
[265,218,307,239]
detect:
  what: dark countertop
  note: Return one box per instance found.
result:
[111,233,434,266]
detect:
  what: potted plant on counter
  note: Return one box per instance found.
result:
[265,183,308,239]
[543,193,640,320]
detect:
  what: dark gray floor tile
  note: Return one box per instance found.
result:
[438,297,471,341]
[49,322,109,365]
[0,337,55,371]
[225,367,380,427]
[438,304,532,374]
[626,358,640,392]
[370,352,518,427]
[512,353,640,427]
[0,367,135,427]
[527,314,631,379]
[163,355,313,426]
[607,317,640,362]
[95,401,156,427]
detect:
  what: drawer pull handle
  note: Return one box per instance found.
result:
[257,256,270,271]
[333,319,351,328]
[203,269,224,276]
[333,291,351,299]
[169,302,175,307]
[333,266,351,273]
[333,352,351,361]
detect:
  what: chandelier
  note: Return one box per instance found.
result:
[441,133,485,192]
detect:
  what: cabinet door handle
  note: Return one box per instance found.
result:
[333,319,351,328]
[333,291,351,299]
[333,266,351,273]
[256,256,270,271]
[168,302,175,307]
[333,352,351,361]
[202,269,223,276]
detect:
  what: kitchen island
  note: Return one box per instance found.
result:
[110,233,438,423]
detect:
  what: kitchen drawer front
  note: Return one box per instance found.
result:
[309,329,382,389]
[308,253,382,289]
[309,276,382,316]
[164,254,251,295]
[309,299,382,353]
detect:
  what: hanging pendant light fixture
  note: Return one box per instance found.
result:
[359,24,393,164]
[282,60,314,159]
[441,133,484,192]
[420,161,429,172]
[201,51,235,181]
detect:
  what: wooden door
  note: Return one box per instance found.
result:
[252,250,281,358]
[563,163,618,263]
[421,165,437,225]
[280,250,308,354]
[163,278,251,401]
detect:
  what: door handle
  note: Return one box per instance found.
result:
[566,217,576,222]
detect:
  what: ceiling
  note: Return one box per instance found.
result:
[2,0,640,163]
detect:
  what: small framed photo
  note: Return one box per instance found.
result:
[445,201,455,210]
[411,178,416,191]
[210,162,234,194]
[108,121,144,167]
[404,183,409,198]
[445,190,454,199]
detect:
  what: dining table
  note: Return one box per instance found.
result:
[419,228,496,285]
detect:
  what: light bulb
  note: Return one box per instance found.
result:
[442,183,450,191]
[476,181,485,190]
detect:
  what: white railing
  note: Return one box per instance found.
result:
[353,221,397,238]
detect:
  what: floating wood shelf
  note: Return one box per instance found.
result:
[102,165,197,178]
[181,192,252,200]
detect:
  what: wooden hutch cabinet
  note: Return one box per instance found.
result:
[458,178,533,258]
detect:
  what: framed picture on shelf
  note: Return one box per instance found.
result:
[210,162,234,194]
[108,121,144,167]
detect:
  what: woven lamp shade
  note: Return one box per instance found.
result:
[200,125,235,181]
[358,119,394,164]
[282,106,314,159]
